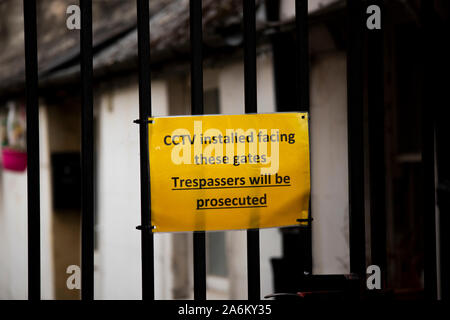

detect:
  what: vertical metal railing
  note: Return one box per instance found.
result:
[136,0,155,300]
[23,0,41,301]
[243,0,260,301]
[190,0,207,301]
[295,0,309,111]
[367,0,387,287]
[420,0,438,300]
[346,0,366,280]
[80,0,95,301]
[20,0,430,303]
[295,0,312,275]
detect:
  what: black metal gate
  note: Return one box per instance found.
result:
[21,0,440,301]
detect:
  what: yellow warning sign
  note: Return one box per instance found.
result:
[148,112,310,232]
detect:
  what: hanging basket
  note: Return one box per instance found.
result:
[1,148,27,172]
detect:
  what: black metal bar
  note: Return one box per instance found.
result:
[80,0,94,301]
[367,0,387,287]
[23,0,40,301]
[244,0,257,114]
[247,229,260,300]
[243,0,260,301]
[191,0,204,116]
[295,0,310,112]
[420,0,438,300]
[193,232,206,300]
[190,0,207,301]
[136,0,155,300]
[295,0,312,275]
[346,0,366,279]
[436,71,449,300]
[435,14,450,300]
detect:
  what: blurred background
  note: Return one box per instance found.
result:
[0,0,449,300]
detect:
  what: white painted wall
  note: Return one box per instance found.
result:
[95,78,172,300]
[0,169,28,299]
[310,53,350,274]
[39,105,55,300]
[0,104,54,300]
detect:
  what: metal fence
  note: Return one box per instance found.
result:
[21,0,439,301]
